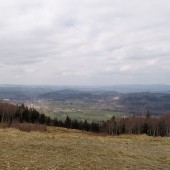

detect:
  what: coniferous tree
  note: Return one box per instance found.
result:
[53,118,59,126]
[83,120,90,131]
[72,119,79,129]
[91,121,100,132]
[46,116,52,125]
[39,114,46,124]
[65,116,71,129]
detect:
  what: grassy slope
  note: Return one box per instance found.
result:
[0,127,170,170]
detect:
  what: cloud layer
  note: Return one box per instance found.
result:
[0,0,170,85]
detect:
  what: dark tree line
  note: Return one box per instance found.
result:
[0,103,100,132]
[0,103,47,127]
[0,102,169,136]
[101,113,170,136]
[53,116,100,132]
[0,102,17,127]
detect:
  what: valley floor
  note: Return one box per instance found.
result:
[0,127,170,170]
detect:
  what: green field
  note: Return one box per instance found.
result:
[51,110,123,122]
[30,100,125,122]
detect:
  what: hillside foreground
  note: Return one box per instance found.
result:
[0,127,170,170]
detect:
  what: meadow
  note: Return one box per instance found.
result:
[0,127,169,170]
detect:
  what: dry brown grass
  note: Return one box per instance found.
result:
[0,123,47,132]
[0,127,169,170]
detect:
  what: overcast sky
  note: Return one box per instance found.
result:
[0,0,170,85]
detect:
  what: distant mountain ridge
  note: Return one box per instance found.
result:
[120,92,170,114]
[39,89,119,101]
[0,85,170,115]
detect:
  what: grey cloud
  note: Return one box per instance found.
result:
[0,0,170,85]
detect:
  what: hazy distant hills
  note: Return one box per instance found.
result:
[98,84,170,93]
[0,85,170,115]
[0,86,51,100]
[39,89,119,101]
[38,90,170,115]
[120,92,170,114]
[0,88,29,100]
